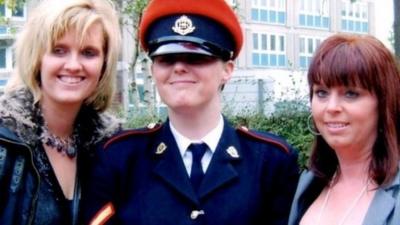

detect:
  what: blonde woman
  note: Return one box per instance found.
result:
[0,0,121,224]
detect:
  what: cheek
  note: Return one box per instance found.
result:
[310,99,321,115]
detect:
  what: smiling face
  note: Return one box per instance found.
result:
[151,53,233,114]
[311,84,378,155]
[40,23,105,109]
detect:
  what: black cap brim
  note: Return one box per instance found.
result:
[149,42,214,57]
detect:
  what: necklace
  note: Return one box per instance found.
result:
[316,175,369,225]
[40,123,77,158]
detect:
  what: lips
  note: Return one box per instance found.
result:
[169,80,196,86]
[325,122,349,128]
[58,75,84,84]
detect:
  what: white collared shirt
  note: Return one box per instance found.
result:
[169,115,224,176]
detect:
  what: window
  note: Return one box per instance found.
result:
[0,79,7,86]
[0,75,6,95]
[0,48,6,69]
[252,32,287,67]
[341,0,368,33]
[299,36,323,69]
[251,0,286,25]
[0,44,12,71]
[0,3,25,18]
[12,5,24,17]
[299,0,329,29]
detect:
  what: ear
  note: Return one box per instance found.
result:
[221,60,234,84]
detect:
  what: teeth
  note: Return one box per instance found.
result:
[326,123,347,128]
[59,76,83,84]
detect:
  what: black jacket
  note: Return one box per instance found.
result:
[0,88,121,225]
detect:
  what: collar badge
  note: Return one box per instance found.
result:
[226,146,239,158]
[156,142,167,154]
[172,15,196,35]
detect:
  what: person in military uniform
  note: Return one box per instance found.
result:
[83,0,299,224]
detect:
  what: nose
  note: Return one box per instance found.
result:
[326,94,342,112]
[172,61,188,75]
[65,53,82,72]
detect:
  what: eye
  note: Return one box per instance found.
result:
[153,55,175,65]
[52,46,67,56]
[185,55,217,65]
[314,89,328,98]
[81,48,100,58]
[345,90,359,99]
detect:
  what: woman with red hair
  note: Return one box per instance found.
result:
[289,34,400,225]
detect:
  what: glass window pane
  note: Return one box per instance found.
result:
[278,55,285,66]
[300,14,306,25]
[270,11,276,23]
[323,17,329,28]
[261,34,267,50]
[0,4,5,16]
[270,54,277,66]
[278,12,285,24]
[12,5,24,17]
[253,34,259,49]
[252,53,260,65]
[0,48,5,68]
[261,54,268,65]
[315,16,321,27]
[270,35,276,51]
[300,56,307,68]
[261,9,268,21]
[251,9,259,20]
[299,38,305,53]
[308,38,313,54]
[279,36,285,51]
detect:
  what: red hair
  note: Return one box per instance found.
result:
[308,34,400,186]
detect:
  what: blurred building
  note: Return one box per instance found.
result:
[0,2,28,94]
[222,0,375,114]
[0,0,376,115]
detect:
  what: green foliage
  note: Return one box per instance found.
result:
[227,111,313,169]
[118,0,148,17]
[123,107,166,128]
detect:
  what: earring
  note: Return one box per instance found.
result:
[307,114,321,136]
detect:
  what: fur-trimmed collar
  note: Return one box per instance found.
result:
[0,87,122,149]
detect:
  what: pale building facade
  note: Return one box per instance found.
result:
[0,0,376,115]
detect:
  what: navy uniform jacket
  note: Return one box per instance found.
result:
[83,118,299,225]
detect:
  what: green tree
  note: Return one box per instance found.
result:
[112,0,150,112]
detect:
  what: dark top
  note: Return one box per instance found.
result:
[83,118,300,225]
[32,144,75,225]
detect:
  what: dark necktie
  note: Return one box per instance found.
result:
[188,143,208,192]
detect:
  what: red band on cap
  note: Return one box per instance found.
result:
[139,0,243,59]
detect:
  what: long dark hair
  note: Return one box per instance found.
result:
[308,34,400,186]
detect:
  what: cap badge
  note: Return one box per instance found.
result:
[156,142,167,154]
[226,146,239,158]
[172,15,195,36]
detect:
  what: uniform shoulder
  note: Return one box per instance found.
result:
[103,123,162,149]
[236,126,292,154]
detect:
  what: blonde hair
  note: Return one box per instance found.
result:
[8,0,121,112]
